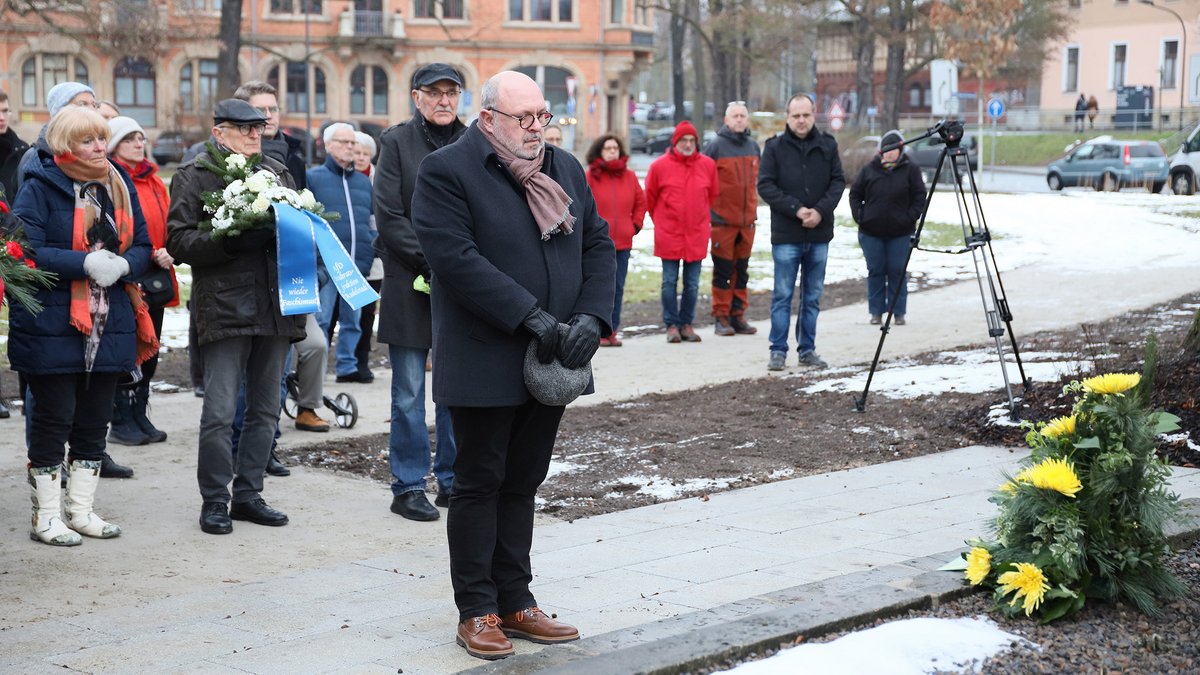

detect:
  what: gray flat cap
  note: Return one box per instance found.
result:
[523,324,591,406]
[213,98,268,125]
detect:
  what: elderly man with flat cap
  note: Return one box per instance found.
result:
[412,70,614,661]
[374,63,467,522]
[166,99,306,535]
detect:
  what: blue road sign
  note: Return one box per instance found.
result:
[987,98,1005,119]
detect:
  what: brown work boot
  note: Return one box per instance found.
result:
[295,408,330,432]
[500,607,580,644]
[666,325,682,343]
[714,316,735,336]
[456,614,514,660]
[730,315,758,335]
[679,324,702,342]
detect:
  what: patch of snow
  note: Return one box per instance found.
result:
[804,359,1085,399]
[1161,432,1200,452]
[716,616,1030,674]
[605,474,737,500]
[613,401,651,409]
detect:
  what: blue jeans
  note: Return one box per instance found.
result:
[769,242,828,355]
[661,259,701,327]
[858,232,910,317]
[388,344,456,496]
[612,248,631,331]
[317,276,362,377]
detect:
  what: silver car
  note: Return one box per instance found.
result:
[1046,138,1168,192]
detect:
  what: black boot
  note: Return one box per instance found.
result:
[108,389,149,446]
[131,381,167,443]
[266,450,291,477]
[100,452,135,478]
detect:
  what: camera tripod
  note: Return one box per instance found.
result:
[853,120,1030,413]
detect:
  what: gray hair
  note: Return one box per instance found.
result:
[725,101,748,117]
[323,122,356,144]
[480,76,500,111]
[354,131,376,155]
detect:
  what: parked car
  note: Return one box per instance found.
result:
[628,124,649,154]
[840,135,882,184]
[151,129,207,165]
[904,133,979,184]
[1167,122,1200,194]
[1045,137,1168,192]
[650,102,674,120]
[630,103,653,122]
[646,126,676,154]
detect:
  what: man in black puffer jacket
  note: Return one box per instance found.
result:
[757,94,844,372]
[849,129,927,326]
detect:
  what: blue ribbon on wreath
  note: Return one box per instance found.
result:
[274,202,379,317]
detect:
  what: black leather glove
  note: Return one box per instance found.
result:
[558,313,601,369]
[522,307,559,364]
[222,228,274,254]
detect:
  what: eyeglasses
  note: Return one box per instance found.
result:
[120,134,147,144]
[328,138,357,146]
[72,100,101,110]
[254,105,280,115]
[420,87,461,100]
[218,123,267,136]
[487,108,554,130]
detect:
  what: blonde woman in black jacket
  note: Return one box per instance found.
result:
[848,130,926,326]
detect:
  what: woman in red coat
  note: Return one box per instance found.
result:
[585,133,645,346]
[107,116,178,448]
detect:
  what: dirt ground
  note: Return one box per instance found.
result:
[150,287,1200,523]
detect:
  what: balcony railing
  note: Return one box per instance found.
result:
[338,9,406,39]
[354,9,384,36]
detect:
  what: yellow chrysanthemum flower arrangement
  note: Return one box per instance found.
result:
[962,372,1184,622]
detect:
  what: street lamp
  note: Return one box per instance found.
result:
[1140,0,1187,130]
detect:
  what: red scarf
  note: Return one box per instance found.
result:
[588,157,628,179]
[55,153,159,365]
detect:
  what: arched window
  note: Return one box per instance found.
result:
[115,57,156,127]
[179,59,219,114]
[269,62,327,115]
[350,65,389,115]
[21,54,89,108]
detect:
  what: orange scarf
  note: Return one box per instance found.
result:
[55,153,159,366]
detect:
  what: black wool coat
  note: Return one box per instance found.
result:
[411,121,616,407]
[373,114,466,350]
[757,124,845,245]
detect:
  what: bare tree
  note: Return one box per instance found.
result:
[3,0,170,59]
[217,0,245,99]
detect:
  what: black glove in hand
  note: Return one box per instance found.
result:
[558,314,601,369]
[222,228,274,254]
[522,307,559,364]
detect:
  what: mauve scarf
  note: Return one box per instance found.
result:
[479,122,575,240]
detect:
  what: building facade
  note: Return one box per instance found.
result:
[1040,0,1197,128]
[0,0,654,152]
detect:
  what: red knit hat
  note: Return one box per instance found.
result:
[671,120,698,147]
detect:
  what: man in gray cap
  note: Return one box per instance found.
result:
[373,63,466,522]
[166,99,306,535]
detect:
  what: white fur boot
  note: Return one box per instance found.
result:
[28,466,82,546]
[65,460,121,539]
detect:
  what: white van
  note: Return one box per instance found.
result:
[1167,123,1200,195]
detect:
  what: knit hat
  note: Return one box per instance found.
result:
[879,129,904,152]
[47,82,96,117]
[107,116,145,154]
[671,120,699,147]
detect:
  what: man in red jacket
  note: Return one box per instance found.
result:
[703,102,760,336]
[645,121,719,343]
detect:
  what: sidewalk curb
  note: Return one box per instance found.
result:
[469,500,1200,675]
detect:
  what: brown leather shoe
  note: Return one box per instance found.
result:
[679,324,702,342]
[666,325,682,343]
[456,614,514,660]
[499,607,580,644]
[295,408,330,432]
[730,315,758,335]
[714,316,735,336]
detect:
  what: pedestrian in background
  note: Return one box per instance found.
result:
[644,120,718,343]
[106,116,176,446]
[849,130,925,327]
[307,123,375,383]
[703,102,760,337]
[758,93,844,371]
[585,132,645,347]
[1074,94,1087,133]
[13,106,153,545]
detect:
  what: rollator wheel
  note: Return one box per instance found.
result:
[333,392,358,429]
[283,393,298,419]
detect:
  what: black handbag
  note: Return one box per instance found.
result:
[136,266,175,307]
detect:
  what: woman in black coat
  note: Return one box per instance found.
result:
[11,106,152,546]
[848,129,926,326]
